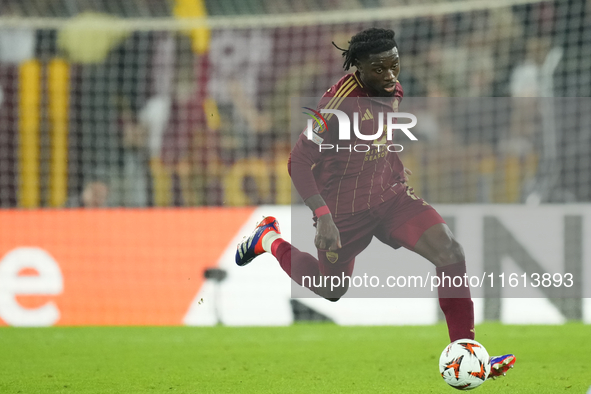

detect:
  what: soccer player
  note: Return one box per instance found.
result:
[235,28,515,380]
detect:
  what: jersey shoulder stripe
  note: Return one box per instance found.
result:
[321,75,359,121]
[352,72,363,88]
[395,80,404,100]
[323,75,356,110]
[324,82,358,121]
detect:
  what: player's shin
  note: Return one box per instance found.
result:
[436,261,475,342]
[272,241,343,300]
[274,242,320,287]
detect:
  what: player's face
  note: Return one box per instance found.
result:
[356,47,400,97]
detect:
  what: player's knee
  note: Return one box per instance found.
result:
[451,239,465,262]
[439,238,464,266]
[319,286,348,301]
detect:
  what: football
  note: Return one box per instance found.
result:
[439,339,491,390]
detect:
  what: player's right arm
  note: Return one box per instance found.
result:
[289,142,342,252]
[288,106,341,251]
[304,194,342,252]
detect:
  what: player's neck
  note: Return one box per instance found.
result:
[354,70,394,98]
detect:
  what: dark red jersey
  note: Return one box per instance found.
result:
[289,71,406,217]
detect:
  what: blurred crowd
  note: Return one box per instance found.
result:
[0,0,590,207]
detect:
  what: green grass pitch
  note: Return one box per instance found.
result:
[1,323,589,393]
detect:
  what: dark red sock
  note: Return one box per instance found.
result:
[271,239,321,288]
[436,261,475,342]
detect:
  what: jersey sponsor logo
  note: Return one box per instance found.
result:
[363,132,391,162]
[364,150,388,162]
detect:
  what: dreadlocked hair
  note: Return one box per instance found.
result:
[333,28,398,71]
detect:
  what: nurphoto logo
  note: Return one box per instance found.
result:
[302,107,418,152]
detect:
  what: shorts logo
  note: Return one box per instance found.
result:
[326,251,339,264]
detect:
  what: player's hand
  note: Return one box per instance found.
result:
[315,214,342,251]
[402,167,412,183]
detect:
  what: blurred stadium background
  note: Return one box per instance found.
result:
[0,0,589,328]
[0,0,589,208]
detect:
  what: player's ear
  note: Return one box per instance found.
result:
[353,58,362,71]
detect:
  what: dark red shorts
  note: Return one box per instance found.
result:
[316,183,445,277]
